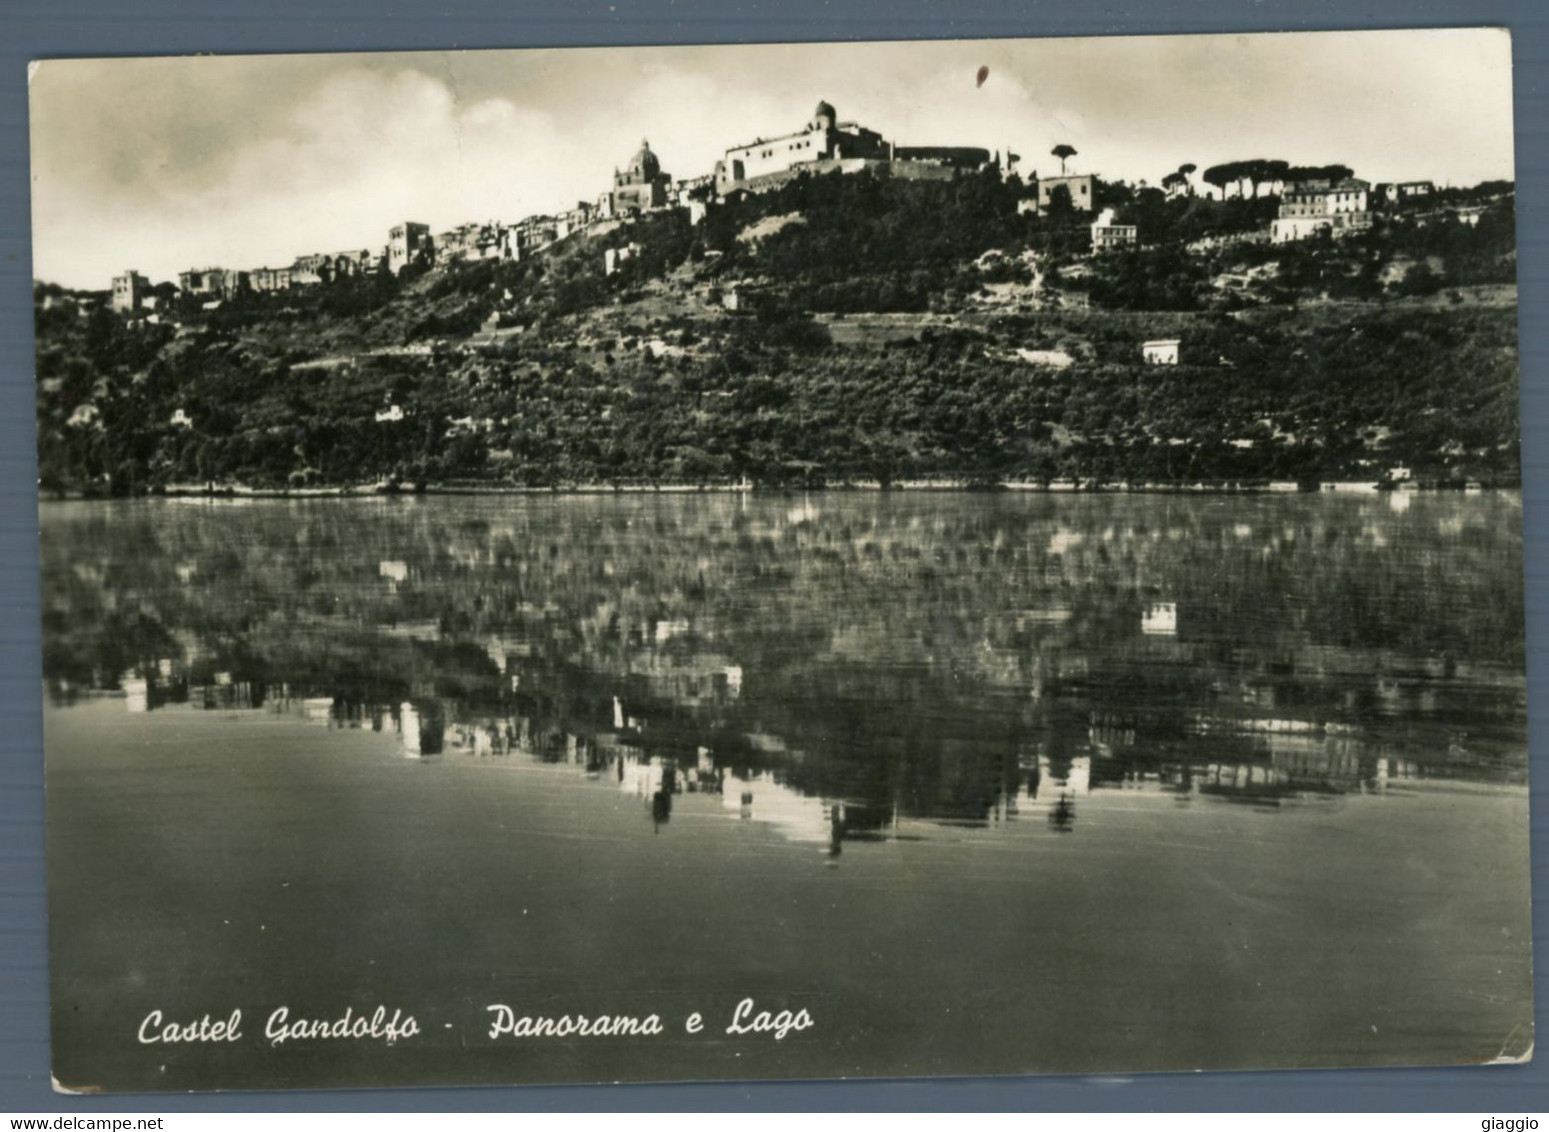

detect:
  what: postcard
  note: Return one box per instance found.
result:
[29,28,1529,1092]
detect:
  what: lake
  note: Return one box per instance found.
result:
[40,491,1532,1091]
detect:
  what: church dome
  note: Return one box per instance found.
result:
[629,139,661,180]
[812,100,836,129]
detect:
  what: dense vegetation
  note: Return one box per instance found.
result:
[34,168,1520,493]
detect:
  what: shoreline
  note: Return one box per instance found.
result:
[37,478,1516,502]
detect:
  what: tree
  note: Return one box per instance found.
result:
[1259,159,1290,196]
[1051,144,1077,176]
[1397,262,1443,298]
[1202,158,1291,199]
[1162,165,1196,196]
[1285,164,1354,185]
[1202,162,1236,199]
[1045,183,1076,218]
[1237,160,1267,199]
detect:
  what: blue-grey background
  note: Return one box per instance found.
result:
[0,0,1544,1112]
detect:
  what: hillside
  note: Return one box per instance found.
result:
[34,169,1521,493]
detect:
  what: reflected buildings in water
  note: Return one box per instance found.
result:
[39,492,1527,851]
[79,625,1506,840]
[37,490,1533,1088]
[60,641,1459,849]
[122,675,149,714]
[399,701,445,757]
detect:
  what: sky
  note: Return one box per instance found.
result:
[28,28,1516,290]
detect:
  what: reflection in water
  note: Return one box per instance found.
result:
[1141,602,1177,636]
[40,492,1526,849]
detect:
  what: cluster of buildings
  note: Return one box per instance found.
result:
[1087,174,1444,251]
[711,99,1001,195]
[1004,159,1446,252]
[1268,177,1375,244]
[1086,173,1448,250]
[106,99,1019,310]
[101,94,1470,313]
[104,628,1446,840]
[1262,178,1446,245]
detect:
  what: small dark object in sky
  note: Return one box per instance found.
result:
[976,65,989,88]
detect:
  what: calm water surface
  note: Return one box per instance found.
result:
[42,492,1532,1090]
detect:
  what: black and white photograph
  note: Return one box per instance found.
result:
[27,27,1530,1094]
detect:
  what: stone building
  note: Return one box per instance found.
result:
[331,249,381,277]
[711,100,987,197]
[249,266,293,293]
[1270,178,1372,243]
[110,270,153,313]
[891,145,992,171]
[722,280,764,312]
[1029,173,1097,215]
[714,101,891,195]
[387,222,433,275]
[555,201,596,238]
[178,267,248,299]
[434,225,476,264]
[509,216,561,259]
[604,244,639,276]
[1090,209,1137,251]
[251,248,378,292]
[671,175,715,207]
[435,222,509,265]
[1142,339,1181,365]
[290,253,331,286]
[669,176,715,224]
[609,140,672,215]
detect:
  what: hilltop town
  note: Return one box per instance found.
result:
[104,100,1009,309]
[34,98,1520,494]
